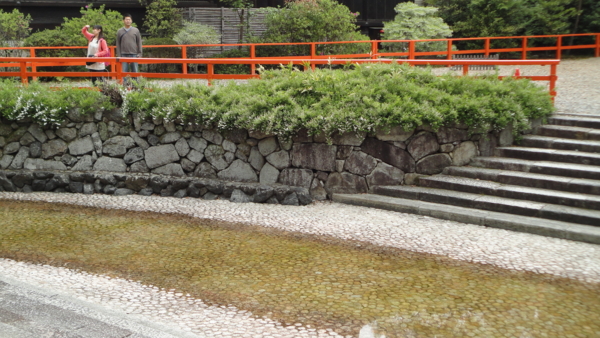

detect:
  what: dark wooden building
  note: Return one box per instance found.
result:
[1,0,400,37]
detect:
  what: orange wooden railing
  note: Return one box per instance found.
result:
[0,56,560,99]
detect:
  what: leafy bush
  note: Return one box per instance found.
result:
[0,79,114,125]
[382,3,453,53]
[0,8,32,47]
[121,63,554,138]
[252,0,370,57]
[212,48,251,74]
[141,0,183,39]
[141,37,181,73]
[0,65,555,138]
[173,21,220,59]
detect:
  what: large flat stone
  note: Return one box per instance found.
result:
[144,144,180,169]
[291,143,336,172]
[361,137,415,173]
[279,168,313,188]
[68,136,95,156]
[23,158,67,171]
[217,159,258,182]
[93,157,126,172]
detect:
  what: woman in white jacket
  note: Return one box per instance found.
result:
[81,25,110,85]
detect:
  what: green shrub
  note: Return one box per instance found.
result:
[382,3,453,53]
[0,79,114,125]
[122,63,554,138]
[212,48,251,74]
[0,8,32,47]
[142,37,181,73]
[252,0,370,57]
[141,0,183,39]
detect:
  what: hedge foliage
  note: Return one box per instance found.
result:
[0,64,554,138]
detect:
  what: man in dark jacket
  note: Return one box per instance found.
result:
[116,14,142,73]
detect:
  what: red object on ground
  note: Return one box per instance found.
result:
[515,68,521,76]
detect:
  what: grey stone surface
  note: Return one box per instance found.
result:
[130,160,150,173]
[181,158,196,172]
[68,136,95,156]
[6,127,26,143]
[436,127,469,144]
[42,139,68,159]
[332,131,366,146]
[202,130,223,145]
[310,178,328,201]
[71,155,94,171]
[152,163,186,177]
[407,132,440,161]
[56,128,77,142]
[145,144,180,169]
[416,153,452,175]
[175,138,190,157]
[452,141,478,166]
[188,136,207,152]
[130,131,150,150]
[224,129,248,144]
[375,125,414,142]
[278,137,293,151]
[325,172,368,194]
[343,151,377,175]
[222,139,236,153]
[160,132,181,144]
[291,143,337,172]
[230,189,252,203]
[336,145,353,160]
[186,149,204,164]
[19,132,36,146]
[248,130,273,140]
[194,162,217,178]
[27,124,47,143]
[266,150,290,170]
[91,132,103,155]
[440,143,454,153]
[5,142,20,154]
[361,137,415,173]
[204,145,229,170]
[124,147,145,165]
[61,154,78,167]
[248,147,265,171]
[366,162,405,187]
[29,142,42,158]
[278,168,313,189]
[93,157,126,172]
[79,122,97,137]
[282,192,300,206]
[258,137,278,156]
[259,163,280,185]
[218,159,258,182]
[102,136,136,158]
[23,158,67,171]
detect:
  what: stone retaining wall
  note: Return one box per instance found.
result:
[0,109,515,204]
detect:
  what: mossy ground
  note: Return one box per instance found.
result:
[0,199,598,337]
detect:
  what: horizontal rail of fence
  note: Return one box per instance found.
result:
[0,33,598,63]
[0,57,560,98]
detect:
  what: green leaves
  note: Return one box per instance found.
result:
[0,9,32,47]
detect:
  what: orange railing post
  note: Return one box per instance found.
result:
[20,61,28,84]
[371,41,378,59]
[596,33,600,57]
[408,41,415,59]
[182,46,188,75]
[207,63,214,86]
[556,35,563,59]
[30,48,37,81]
[446,40,453,60]
[484,38,490,57]
[310,43,316,70]
[116,58,123,83]
[521,37,528,60]
[250,44,256,75]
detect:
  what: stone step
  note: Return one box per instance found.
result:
[520,135,600,153]
[469,157,600,180]
[537,125,600,140]
[442,166,600,195]
[553,113,600,119]
[370,185,600,226]
[548,115,600,129]
[495,146,600,165]
[332,193,600,244]
[419,175,600,210]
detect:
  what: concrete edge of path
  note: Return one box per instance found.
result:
[0,266,205,338]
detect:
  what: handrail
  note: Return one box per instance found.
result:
[0,57,560,99]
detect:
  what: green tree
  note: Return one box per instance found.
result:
[0,8,32,47]
[524,0,577,36]
[382,2,453,53]
[174,21,220,61]
[141,0,183,38]
[24,4,124,52]
[254,0,369,56]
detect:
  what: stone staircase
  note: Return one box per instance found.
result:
[333,113,600,244]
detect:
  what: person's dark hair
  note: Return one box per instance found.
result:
[123,14,132,20]
[93,25,104,41]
